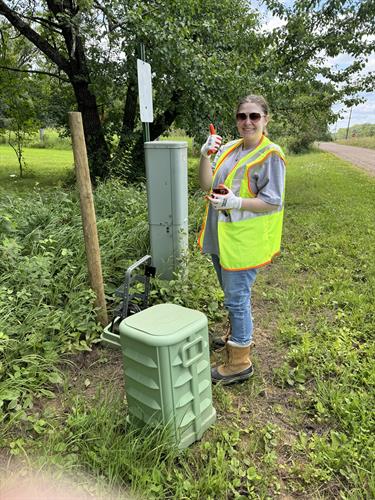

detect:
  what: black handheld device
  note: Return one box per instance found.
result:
[212,187,229,217]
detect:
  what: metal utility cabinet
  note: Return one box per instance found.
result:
[144,141,188,280]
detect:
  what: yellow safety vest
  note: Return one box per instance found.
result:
[198,135,286,270]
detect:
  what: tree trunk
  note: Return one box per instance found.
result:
[0,0,111,182]
[71,79,111,181]
[118,73,138,152]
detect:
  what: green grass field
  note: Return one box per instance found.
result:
[0,128,72,150]
[0,147,374,498]
[0,144,74,191]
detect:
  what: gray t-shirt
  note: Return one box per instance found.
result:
[202,141,286,256]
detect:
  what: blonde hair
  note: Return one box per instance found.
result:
[236,94,270,135]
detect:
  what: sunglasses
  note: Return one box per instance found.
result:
[236,112,265,122]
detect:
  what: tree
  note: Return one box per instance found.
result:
[260,0,375,150]
[0,23,41,176]
[0,0,113,179]
[0,0,373,178]
[0,0,262,180]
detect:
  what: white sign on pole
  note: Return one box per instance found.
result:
[137,59,153,123]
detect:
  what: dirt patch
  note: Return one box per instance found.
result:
[211,313,304,435]
[63,347,124,396]
[33,347,125,417]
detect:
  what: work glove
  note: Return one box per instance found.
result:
[207,186,242,210]
[200,133,222,159]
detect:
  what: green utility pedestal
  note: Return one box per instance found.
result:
[114,303,216,449]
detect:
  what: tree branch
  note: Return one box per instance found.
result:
[92,0,127,33]
[0,64,69,82]
[21,14,63,34]
[0,0,71,75]
[93,0,163,33]
[45,0,84,67]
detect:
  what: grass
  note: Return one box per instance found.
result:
[0,144,74,191]
[0,146,374,498]
[335,136,375,149]
[0,128,72,150]
[262,151,375,495]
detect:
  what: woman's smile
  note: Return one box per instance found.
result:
[236,102,268,147]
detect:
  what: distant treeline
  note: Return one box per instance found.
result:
[335,123,375,139]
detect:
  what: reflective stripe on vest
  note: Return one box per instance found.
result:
[198,135,286,270]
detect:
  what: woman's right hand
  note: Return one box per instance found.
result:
[200,133,222,159]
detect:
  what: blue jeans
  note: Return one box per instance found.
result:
[211,254,258,346]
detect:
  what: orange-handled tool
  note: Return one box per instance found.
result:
[207,123,217,155]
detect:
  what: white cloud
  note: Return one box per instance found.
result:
[324,53,354,69]
[364,53,375,72]
[325,51,375,77]
[249,0,287,32]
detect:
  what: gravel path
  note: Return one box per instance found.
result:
[318,142,375,176]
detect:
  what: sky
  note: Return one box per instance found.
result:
[327,51,375,132]
[255,1,375,132]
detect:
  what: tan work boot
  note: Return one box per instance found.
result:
[211,333,255,353]
[211,341,253,385]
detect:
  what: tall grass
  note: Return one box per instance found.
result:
[259,151,375,495]
[0,177,222,437]
[335,136,375,150]
[1,149,374,498]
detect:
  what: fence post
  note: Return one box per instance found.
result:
[68,112,108,327]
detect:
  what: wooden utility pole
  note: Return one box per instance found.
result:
[345,108,353,140]
[68,112,108,326]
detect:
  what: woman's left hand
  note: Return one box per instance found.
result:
[207,186,242,210]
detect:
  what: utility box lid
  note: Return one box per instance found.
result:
[144,141,187,149]
[120,303,207,346]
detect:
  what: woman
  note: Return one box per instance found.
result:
[198,94,286,385]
